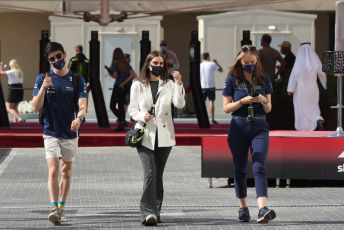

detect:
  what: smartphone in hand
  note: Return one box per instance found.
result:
[252,92,259,97]
[104,65,113,74]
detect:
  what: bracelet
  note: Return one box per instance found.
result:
[262,100,269,105]
[239,99,243,105]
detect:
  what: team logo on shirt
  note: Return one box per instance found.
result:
[66,86,74,92]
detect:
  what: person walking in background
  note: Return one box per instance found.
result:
[287,42,326,131]
[128,51,185,226]
[160,40,180,118]
[223,45,276,223]
[258,34,285,80]
[159,40,180,76]
[107,47,136,131]
[0,59,25,122]
[259,34,286,130]
[31,42,87,225]
[68,45,90,89]
[124,53,137,113]
[277,41,296,78]
[68,45,90,114]
[200,52,223,124]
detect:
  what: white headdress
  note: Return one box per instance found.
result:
[290,43,326,89]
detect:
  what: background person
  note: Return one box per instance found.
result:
[68,45,89,87]
[128,51,185,226]
[68,45,90,113]
[258,34,285,80]
[200,52,223,124]
[287,42,326,131]
[222,45,276,224]
[277,41,296,78]
[159,40,180,76]
[0,59,24,122]
[31,41,87,225]
[124,53,137,114]
[107,47,136,131]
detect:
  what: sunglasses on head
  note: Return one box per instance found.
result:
[47,52,63,62]
[241,45,257,53]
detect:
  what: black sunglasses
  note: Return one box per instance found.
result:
[47,53,63,62]
[241,45,257,53]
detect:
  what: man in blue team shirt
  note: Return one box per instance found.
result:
[32,42,87,225]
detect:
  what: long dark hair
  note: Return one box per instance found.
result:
[112,47,130,73]
[228,51,265,87]
[137,51,168,85]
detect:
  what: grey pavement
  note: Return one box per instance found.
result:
[0,147,344,229]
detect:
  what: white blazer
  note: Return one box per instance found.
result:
[128,79,185,150]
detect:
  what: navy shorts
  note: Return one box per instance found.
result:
[202,88,216,101]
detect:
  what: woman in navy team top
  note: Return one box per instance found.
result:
[222,45,276,223]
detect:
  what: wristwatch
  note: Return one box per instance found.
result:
[78,116,86,122]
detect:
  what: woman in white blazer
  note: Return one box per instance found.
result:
[128,51,185,226]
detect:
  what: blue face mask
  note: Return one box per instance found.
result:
[242,63,256,73]
[52,59,65,70]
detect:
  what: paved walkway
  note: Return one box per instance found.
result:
[0,147,343,229]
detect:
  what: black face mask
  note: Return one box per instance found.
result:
[150,65,164,76]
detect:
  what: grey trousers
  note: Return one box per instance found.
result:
[137,142,171,222]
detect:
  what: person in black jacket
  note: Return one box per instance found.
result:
[68,45,90,92]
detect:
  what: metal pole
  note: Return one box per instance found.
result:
[335,77,344,135]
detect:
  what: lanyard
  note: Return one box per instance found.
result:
[240,80,254,118]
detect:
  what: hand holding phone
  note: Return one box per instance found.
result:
[104,65,113,74]
[252,92,259,97]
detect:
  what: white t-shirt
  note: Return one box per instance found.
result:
[6,69,23,85]
[200,60,219,88]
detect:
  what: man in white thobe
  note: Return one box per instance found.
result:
[287,43,327,131]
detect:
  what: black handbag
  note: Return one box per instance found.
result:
[125,123,146,148]
[125,84,161,147]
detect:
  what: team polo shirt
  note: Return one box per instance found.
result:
[32,71,86,139]
[110,62,132,86]
[222,74,272,117]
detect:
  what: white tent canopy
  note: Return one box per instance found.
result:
[0,0,337,16]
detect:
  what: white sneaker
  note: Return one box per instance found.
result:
[144,214,157,226]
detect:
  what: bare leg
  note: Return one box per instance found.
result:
[257,196,267,209]
[47,158,60,203]
[209,100,215,121]
[6,102,22,122]
[59,160,73,202]
[239,197,248,208]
